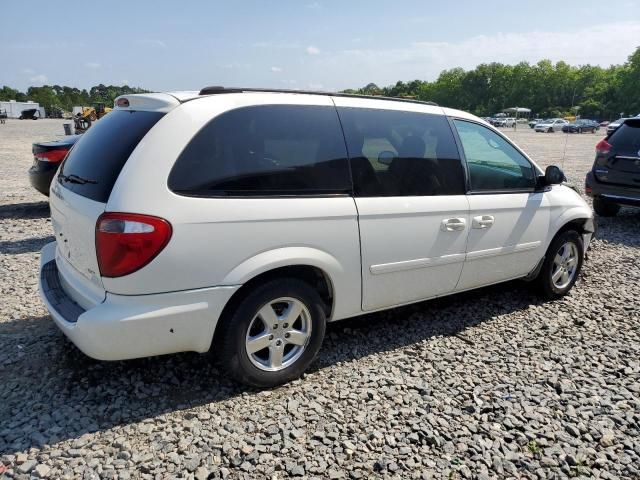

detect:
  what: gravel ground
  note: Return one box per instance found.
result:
[0,119,639,479]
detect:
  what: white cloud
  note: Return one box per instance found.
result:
[312,21,640,89]
[308,83,324,90]
[221,62,251,70]
[22,68,34,74]
[140,39,166,48]
[306,1,321,9]
[252,41,300,49]
[29,74,47,84]
[270,66,283,72]
[306,46,320,55]
[85,62,101,69]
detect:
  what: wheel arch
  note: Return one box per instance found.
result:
[547,207,595,252]
[551,207,595,236]
[214,247,343,343]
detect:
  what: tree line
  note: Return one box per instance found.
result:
[0,84,149,114]
[344,47,640,120]
[2,47,639,120]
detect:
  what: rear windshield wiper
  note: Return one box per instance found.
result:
[59,173,98,185]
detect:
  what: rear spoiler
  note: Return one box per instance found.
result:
[113,93,181,113]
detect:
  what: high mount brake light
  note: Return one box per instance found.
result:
[595,139,612,154]
[96,213,172,277]
[116,97,130,108]
[35,148,69,163]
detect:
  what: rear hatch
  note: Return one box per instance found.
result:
[595,119,640,188]
[50,109,166,291]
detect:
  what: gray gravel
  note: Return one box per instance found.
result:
[1,119,639,479]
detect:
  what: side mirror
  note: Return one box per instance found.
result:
[544,165,565,185]
[378,150,396,166]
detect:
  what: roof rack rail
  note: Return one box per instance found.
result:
[198,86,438,107]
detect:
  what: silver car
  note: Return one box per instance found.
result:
[535,118,569,133]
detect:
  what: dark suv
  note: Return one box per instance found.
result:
[585,118,640,216]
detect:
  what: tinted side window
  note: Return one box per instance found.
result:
[59,110,165,203]
[338,107,465,196]
[608,119,640,155]
[453,120,535,191]
[169,105,351,195]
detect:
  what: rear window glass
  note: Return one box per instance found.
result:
[608,119,640,154]
[58,110,164,203]
[168,105,351,196]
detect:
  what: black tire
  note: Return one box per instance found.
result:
[548,127,553,133]
[536,230,584,299]
[216,278,326,388]
[593,197,620,217]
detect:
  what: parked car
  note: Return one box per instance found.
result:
[494,117,516,127]
[562,119,600,134]
[39,88,595,387]
[19,108,40,120]
[529,118,543,129]
[607,118,629,135]
[585,117,640,216]
[599,121,610,127]
[535,118,569,132]
[29,135,81,195]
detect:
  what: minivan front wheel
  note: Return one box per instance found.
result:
[217,279,326,387]
[537,231,584,299]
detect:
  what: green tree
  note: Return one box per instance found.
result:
[347,47,640,120]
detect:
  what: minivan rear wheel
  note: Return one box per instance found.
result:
[216,279,326,387]
[593,197,620,217]
[536,230,584,299]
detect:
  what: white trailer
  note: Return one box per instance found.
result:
[0,100,43,118]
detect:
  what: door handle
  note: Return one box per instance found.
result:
[441,217,466,232]
[472,215,495,229]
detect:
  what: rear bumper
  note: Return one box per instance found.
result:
[28,160,59,196]
[585,172,640,207]
[39,242,240,360]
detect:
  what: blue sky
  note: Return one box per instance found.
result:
[2,0,640,92]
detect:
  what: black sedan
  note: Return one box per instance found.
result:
[562,119,600,133]
[29,135,81,195]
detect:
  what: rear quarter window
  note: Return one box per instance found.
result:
[58,110,164,203]
[608,119,640,155]
[168,104,351,196]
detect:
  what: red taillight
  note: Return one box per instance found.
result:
[96,213,172,277]
[35,148,69,163]
[585,185,593,195]
[595,139,612,154]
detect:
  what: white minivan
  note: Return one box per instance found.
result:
[39,87,594,387]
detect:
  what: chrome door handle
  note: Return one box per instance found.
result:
[441,217,466,232]
[472,215,495,229]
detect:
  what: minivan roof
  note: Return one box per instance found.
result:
[197,86,439,108]
[114,87,439,113]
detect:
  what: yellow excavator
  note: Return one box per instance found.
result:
[74,102,112,133]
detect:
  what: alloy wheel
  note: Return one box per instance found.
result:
[551,242,579,289]
[245,297,312,372]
